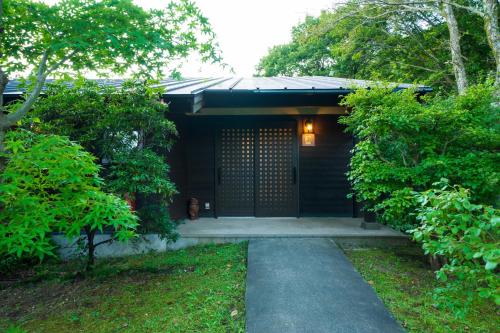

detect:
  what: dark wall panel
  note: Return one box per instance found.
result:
[299,115,353,216]
[167,116,218,218]
[168,114,354,219]
[186,117,216,217]
[166,114,189,220]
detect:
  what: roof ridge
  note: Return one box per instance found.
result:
[269,76,315,89]
[151,77,204,89]
[158,77,221,93]
[283,76,348,88]
[190,77,234,94]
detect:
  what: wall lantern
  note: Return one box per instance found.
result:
[301,118,315,146]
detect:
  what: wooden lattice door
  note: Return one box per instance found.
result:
[255,127,297,217]
[216,128,255,216]
[215,123,297,217]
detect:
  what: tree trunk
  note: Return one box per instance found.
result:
[441,2,468,94]
[0,127,5,156]
[429,254,448,271]
[0,68,8,154]
[85,227,96,271]
[482,0,500,89]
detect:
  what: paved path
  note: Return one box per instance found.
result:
[245,238,404,333]
[178,217,406,238]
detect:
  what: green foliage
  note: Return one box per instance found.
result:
[5,326,27,333]
[107,149,178,240]
[346,247,497,332]
[256,16,335,76]
[2,0,221,77]
[411,182,499,317]
[0,243,247,333]
[30,79,176,158]
[256,2,494,92]
[0,130,138,261]
[136,203,178,242]
[107,149,176,200]
[340,83,500,231]
[29,78,177,237]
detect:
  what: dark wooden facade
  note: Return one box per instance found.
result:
[3,76,431,221]
[167,114,354,219]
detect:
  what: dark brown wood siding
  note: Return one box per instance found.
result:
[167,116,218,218]
[167,114,354,219]
[166,114,189,220]
[298,115,353,216]
[186,117,216,217]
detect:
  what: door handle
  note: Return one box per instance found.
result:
[292,167,297,184]
[217,167,222,185]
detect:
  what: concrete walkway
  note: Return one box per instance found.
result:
[178,217,406,238]
[245,238,404,333]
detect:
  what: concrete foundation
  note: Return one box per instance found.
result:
[52,217,409,260]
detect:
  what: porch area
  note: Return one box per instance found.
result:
[175,217,409,249]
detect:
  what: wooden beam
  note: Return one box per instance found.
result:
[189,106,348,116]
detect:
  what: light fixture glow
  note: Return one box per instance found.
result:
[304,119,314,133]
[302,119,315,146]
[302,133,315,146]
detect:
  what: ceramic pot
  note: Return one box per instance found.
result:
[188,198,200,220]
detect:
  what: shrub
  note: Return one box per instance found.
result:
[0,130,138,268]
[340,83,500,231]
[107,149,178,239]
[136,202,178,242]
[29,79,178,240]
[411,181,499,317]
[106,149,177,200]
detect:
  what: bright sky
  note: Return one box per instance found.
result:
[41,0,336,77]
[139,0,336,77]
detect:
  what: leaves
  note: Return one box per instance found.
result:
[339,83,500,232]
[0,130,138,261]
[411,183,499,316]
[339,83,499,317]
[2,0,222,78]
[256,1,493,92]
[28,78,178,238]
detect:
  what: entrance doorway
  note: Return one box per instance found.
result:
[215,123,298,217]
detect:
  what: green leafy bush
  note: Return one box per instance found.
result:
[107,149,178,238]
[0,130,138,267]
[106,149,176,200]
[340,83,500,231]
[136,203,178,242]
[411,181,499,317]
[29,79,177,238]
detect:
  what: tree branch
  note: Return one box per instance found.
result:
[5,51,49,126]
[45,49,78,75]
[446,1,485,17]
[94,237,114,248]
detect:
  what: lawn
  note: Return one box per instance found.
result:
[344,247,498,333]
[0,243,247,333]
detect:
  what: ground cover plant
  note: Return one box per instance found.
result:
[0,243,247,333]
[345,247,498,333]
[411,182,499,316]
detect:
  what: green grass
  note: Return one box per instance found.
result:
[344,247,498,333]
[0,243,247,333]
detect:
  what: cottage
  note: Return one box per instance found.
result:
[3,76,430,222]
[158,77,430,220]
